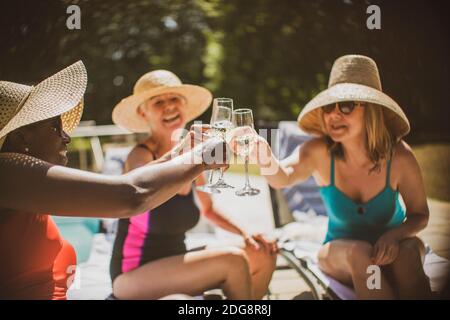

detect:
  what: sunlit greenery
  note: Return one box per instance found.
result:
[0,0,449,143]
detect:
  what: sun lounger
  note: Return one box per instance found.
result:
[277,233,450,300]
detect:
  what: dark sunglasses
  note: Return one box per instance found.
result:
[322,101,365,115]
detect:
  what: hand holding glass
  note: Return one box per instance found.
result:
[196,98,234,193]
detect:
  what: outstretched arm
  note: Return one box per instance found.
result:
[0,138,226,218]
[229,126,319,189]
[259,139,316,189]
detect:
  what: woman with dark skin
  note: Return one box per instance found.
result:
[0,61,227,299]
[0,116,220,217]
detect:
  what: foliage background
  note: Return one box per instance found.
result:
[0,0,449,143]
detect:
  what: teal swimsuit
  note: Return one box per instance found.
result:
[319,154,405,245]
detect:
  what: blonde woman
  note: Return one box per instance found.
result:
[234,55,432,299]
[109,70,277,300]
[0,62,226,299]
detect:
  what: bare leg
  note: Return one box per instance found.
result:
[159,294,195,300]
[386,237,432,299]
[243,246,277,299]
[113,247,252,300]
[318,239,396,299]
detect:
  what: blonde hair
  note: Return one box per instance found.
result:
[321,103,395,173]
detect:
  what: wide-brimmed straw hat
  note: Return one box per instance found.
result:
[0,61,87,149]
[112,70,212,133]
[297,54,410,139]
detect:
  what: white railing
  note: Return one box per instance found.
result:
[71,122,136,172]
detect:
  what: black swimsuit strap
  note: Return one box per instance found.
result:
[137,143,156,158]
[137,143,194,191]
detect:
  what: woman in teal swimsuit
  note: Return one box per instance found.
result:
[234,55,432,299]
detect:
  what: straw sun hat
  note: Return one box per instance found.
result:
[298,54,410,139]
[0,61,87,150]
[112,70,212,133]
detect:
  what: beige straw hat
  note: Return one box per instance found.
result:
[0,61,87,149]
[112,70,212,133]
[297,54,410,139]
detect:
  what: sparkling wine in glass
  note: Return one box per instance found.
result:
[196,98,234,193]
[233,108,260,196]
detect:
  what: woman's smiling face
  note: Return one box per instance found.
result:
[138,93,187,135]
[322,102,366,143]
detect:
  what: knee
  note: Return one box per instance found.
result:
[256,252,277,274]
[223,247,250,272]
[318,253,333,274]
[248,248,277,269]
[112,275,133,300]
[243,245,277,275]
[317,245,335,274]
[346,241,373,270]
[159,294,195,300]
[396,237,424,263]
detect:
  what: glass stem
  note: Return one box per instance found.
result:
[244,155,250,188]
[218,168,225,181]
[217,135,226,181]
[207,169,214,186]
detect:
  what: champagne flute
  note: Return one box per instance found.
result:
[233,108,260,196]
[196,98,234,193]
[210,98,235,189]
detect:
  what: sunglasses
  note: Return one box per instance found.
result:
[322,101,366,115]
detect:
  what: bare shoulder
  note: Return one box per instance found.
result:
[0,152,49,171]
[391,140,421,175]
[0,153,52,209]
[124,144,155,172]
[128,144,154,161]
[392,140,418,164]
[300,137,328,161]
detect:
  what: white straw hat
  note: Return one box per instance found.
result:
[297,55,410,139]
[112,70,212,133]
[0,61,87,149]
